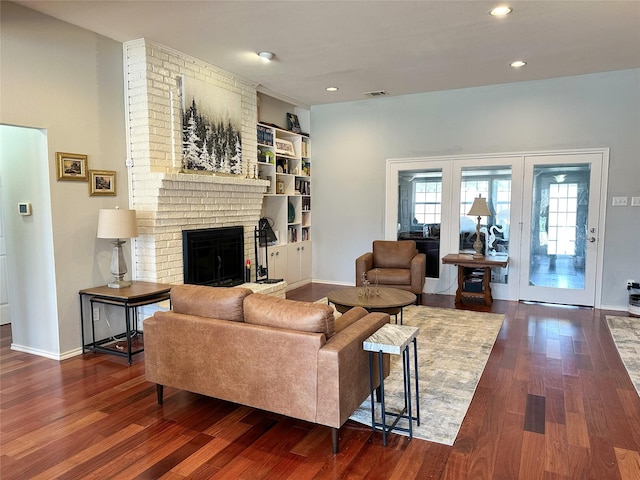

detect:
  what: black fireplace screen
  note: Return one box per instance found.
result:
[182,226,244,286]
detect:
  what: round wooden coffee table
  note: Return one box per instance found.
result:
[327,287,417,324]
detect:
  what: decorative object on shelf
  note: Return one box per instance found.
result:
[56,152,88,181]
[89,170,116,196]
[467,195,492,259]
[264,150,274,163]
[288,201,295,223]
[275,138,295,156]
[277,181,285,194]
[287,112,301,133]
[97,207,138,288]
[181,76,242,175]
[257,124,274,146]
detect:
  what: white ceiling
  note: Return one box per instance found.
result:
[14,0,640,107]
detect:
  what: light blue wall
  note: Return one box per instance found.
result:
[311,69,640,309]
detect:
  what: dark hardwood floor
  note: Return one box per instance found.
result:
[2,284,639,479]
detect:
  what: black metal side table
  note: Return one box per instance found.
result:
[363,323,420,445]
[79,281,172,364]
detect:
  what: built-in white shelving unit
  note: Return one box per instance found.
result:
[257,123,311,288]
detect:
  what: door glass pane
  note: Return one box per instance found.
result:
[460,167,511,284]
[529,164,590,289]
[397,169,442,278]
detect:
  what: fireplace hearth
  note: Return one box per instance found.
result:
[182,227,245,287]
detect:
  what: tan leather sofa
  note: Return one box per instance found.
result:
[143,284,390,453]
[356,240,426,303]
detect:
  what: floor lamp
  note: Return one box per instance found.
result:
[97,207,138,288]
[467,195,491,259]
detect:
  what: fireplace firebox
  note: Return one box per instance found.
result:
[182,227,244,287]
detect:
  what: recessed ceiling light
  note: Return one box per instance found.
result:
[510,60,526,68]
[258,51,275,62]
[326,87,339,92]
[490,5,512,16]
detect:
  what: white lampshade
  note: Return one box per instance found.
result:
[97,208,138,239]
[467,195,491,217]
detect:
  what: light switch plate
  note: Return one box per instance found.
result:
[612,196,628,206]
[632,197,640,207]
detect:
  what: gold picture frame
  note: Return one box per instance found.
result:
[56,152,88,181]
[89,170,116,196]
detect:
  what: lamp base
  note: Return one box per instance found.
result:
[108,279,132,289]
[473,218,485,259]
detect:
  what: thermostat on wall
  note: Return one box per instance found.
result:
[18,202,32,216]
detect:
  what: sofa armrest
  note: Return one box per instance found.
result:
[410,252,427,294]
[355,252,373,285]
[316,311,391,428]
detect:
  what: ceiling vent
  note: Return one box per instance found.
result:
[363,90,389,98]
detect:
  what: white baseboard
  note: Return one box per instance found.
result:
[11,343,82,361]
[599,304,631,313]
[312,278,354,286]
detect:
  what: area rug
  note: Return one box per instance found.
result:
[606,315,640,395]
[317,299,504,445]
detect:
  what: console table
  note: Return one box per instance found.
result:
[442,253,508,306]
[79,281,172,364]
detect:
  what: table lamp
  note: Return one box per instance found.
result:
[97,207,138,288]
[467,195,491,259]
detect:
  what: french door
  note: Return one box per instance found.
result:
[386,149,607,307]
[519,153,606,306]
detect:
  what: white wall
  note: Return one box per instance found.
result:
[0,2,127,357]
[0,126,59,354]
[311,69,640,309]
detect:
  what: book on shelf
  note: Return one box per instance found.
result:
[301,141,311,158]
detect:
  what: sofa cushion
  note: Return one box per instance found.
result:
[372,240,418,269]
[171,284,253,322]
[244,293,336,338]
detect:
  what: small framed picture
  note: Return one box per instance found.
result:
[56,152,88,181]
[89,170,116,196]
[287,112,301,133]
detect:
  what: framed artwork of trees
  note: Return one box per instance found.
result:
[181,77,243,175]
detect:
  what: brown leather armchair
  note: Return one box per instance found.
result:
[355,240,426,303]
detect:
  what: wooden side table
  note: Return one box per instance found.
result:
[79,281,172,364]
[442,253,508,306]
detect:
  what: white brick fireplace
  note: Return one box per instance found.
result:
[124,39,266,285]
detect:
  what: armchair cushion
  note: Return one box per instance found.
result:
[372,240,418,268]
